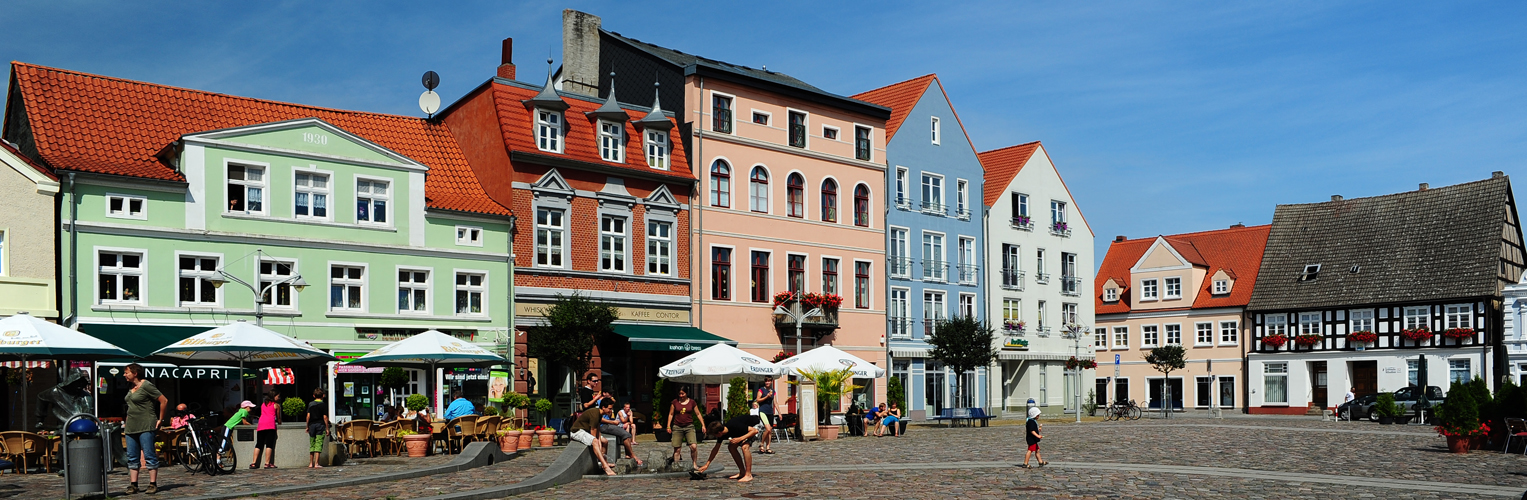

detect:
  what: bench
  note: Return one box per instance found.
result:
[928,408,992,427]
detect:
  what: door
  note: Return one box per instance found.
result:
[1095,378,1110,407]
[1350,360,1377,397]
[1114,378,1130,405]
[1311,361,1328,409]
[1147,378,1184,410]
[925,361,946,415]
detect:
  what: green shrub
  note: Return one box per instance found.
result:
[1436,381,1483,436]
[533,398,553,413]
[1374,393,1403,417]
[504,391,530,410]
[726,377,750,419]
[484,406,500,416]
[1496,381,1527,420]
[1083,390,1099,416]
[405,393,428,412]
[650,379,667,425]
[281,396,306,418]
[887,376,907,411]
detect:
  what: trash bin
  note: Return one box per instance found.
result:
[63,414,108,499]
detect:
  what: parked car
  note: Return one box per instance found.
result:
[1335,386,1443,421]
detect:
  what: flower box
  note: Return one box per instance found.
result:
[1293,334,1323,347]
[1261,334,1288,348]
[772,291,797,308]
[1052,222,1069,232]
[1065,356,1097,370]
[1002,320,1026,334]
[1400,328,1433,342]
[1442,328,1475,340]
[802,292,843,311]
[1347,331,1378,344]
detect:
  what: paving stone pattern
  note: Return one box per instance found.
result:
[260,449,559,500]
[0,454,457,499]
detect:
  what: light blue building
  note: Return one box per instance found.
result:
[855,75,986,420]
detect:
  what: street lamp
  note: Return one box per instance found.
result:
[1062,322,1091,423]
[208,249,308,326]
[774,304,824,357]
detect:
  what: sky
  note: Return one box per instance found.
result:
[3,1,1526,267]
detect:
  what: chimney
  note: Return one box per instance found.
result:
[1331,195,1342,202]
[1494,171,1505,179]
[1114,235,1126,242]
[1419,183,1429,191]
[1230,223,1245,228]
[562,9,602,96]
[497,38,515,79]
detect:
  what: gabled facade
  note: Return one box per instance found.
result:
[1502,277,1527,385]
[854,75,986,420]
[4,63,513,419]
[1094,224,1270,413]
[0,140,59,320]
[978,142,1095,416]
[1245,176,1526,414]
[555,10,894,408]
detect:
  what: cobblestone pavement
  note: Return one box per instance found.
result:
[260,449,558,500]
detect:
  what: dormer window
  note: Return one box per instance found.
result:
[1164,277,1182,299]
[1213,279,1229,294]
[1104,288,1118,302]
[536,110,563,153]
[644,130,669,170]
[1141,279,1159,300]
[599,121,625,163]
[1299,264,1321,282]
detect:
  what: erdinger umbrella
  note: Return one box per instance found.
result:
[775,344,885,379]
[658,343,784,384]
[0,313,136,430]
[149,321,338,397]
[344,330,506,414]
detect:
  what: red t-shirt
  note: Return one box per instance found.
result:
[670,399,698,427]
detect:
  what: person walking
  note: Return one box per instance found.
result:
[1021,407,1046,468]
[666,386,706,467]
[754,379,776,454]
[696,414,762,483]
[250,391,282,469]
[305,388,329,468]
[122,363,167,494]
[569,399,617,476]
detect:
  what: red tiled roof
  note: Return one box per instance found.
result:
[1095,225,1272,314]
[7,62,510,216]
[977,141,1040,206]
[0,139,56,181]
[852,74,935,140]
[492,83,693,181]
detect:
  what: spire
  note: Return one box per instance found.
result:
[634,80,672,130]
[522,58,569,111]
[587,72,630,122]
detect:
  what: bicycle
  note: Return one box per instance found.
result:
[1104,400,1142,421]
[181,417,236,476]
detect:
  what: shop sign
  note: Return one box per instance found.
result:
[488,370,510,402]
[444,367,488,381]
[334,351,383,374]
[515,303,690,323]
[1002,338,1030,350]
[138,366,237,379]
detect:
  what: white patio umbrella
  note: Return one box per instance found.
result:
[149,321,338,398]
[657,343,784,384]
[343,330,506,415]
[775,344,885,379]
[0,313,136,430]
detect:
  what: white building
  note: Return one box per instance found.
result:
[1503,278,1527,385]
[978,142,1095,417]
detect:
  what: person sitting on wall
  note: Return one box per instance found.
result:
[861,403,881,434]
[569,399,618,476]
[599,401,643,466]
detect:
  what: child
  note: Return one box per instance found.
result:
[1022,407,1046,468]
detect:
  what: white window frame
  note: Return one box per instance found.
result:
[921,230,946,282]
[455,226,484,247]
[599,120,625,163]
[1219,321,1239,346]
[711,92,736,134]
[599,215,629,273]
[1061,302,1078,325]
[1037,300,1048,332]
[750,109,771,126]
[1404,306,1430,330]
[1104,287,1118,302]
[1212,279,1229,294]
[1164,277,1182,299]
[749,165,771,214]
[225,162,267,215]
[889,287,911,338]
[646,220,672,276]
[889,227,910,278]
[1445,304,1472,330]
[329,262,368,312]
[821,125,840,140]
[97,248,146,305]
[958,237,976,284]
[955,179,969,217]
[1265,314,1288,336]
[293,168,332,221]
[930,116,941,145]
[535,208,566,268]
[959,292,977,319]
[786,108,810,149]
[1298,312,1322,335]
[0,230,6,276]
[1050,200,1067,225]
[854,124,874,162]
[536,109,563,153]
[175,252,221,307]
[396,267,431,315]
[644,129,670,170]
[1349,309,1374,333]
[1165,323,1182,345]
[1449,358,1472,385]
[105,193,148,220]
[1095,328,1108,349]
[354,175,392,226]
[454,270,488,317]
[1140,278,1159,301]
[1264,362,1289,404]
[923,290,947,333]
[1016,193,1029,217]
[820,257,841,295]
[257,257,299,310]
[894,167,909,208]
[920,172,944,213]
[1141,324,1159,348]
[1112,326,1129,349]
[1195,322,1213,346]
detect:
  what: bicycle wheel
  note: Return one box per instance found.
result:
[214,445,236,475]
[181,440,201,473]
[1130,406,1143,420]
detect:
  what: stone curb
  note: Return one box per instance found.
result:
[410,442,594,500]
[180,442,514,500]
[580,464,726,481]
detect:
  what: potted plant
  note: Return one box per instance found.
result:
[1442,328,1475,343]
[1003,320,1026,334]
[1293,334,1322,348]
[1373,393,1403,424]
[504,391,530,420]
[535,425,556,447]
[1052,221,1069,233]
[497,427,521,453]
[790,367,861,440]
[650,379,672,442]
[772,291,798,308]
[532,398,553,426]
[1401,327,1433,344]
[1347,331,1378,350]
[1261,333,1288,349]
[1435,382,1490,453]
[1065,356,1097,370]
[397,429,429,457]
[1014,214,1032,227]
[484,405,500,417]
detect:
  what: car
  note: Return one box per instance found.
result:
[1337,393,1378,420]
[1335,385,1444,421]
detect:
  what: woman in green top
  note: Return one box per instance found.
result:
[123,363,168,495]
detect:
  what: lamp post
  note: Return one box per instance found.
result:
[208,249,308,327]
[1063,322,1091,423]
[774,303,824,357]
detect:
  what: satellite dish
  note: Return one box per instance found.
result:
[422,71,440,91]
[419,90,441,116]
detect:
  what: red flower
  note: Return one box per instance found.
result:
[1400,328,1433,342]
[1261,334,1289,348]
[1347,331,1378,344]
[1293,334,1323,346]
[772,292,798,308]
[1442,328,1475,340]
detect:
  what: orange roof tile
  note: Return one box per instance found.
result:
[1095,225,1272,314]
[976,141,1040,206]
[491,82,693,181]
[852,74,935,140]
[6,62,510,217]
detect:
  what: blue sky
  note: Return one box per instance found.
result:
[4,1,1526,266]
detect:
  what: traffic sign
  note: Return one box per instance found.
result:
[1114,354,1120,365]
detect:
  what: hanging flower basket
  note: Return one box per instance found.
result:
[772,291,798,308]
[1400,328,1433,342]
[1003,320,1026,333]
[802,292,844,311]
[1261,334,1289,348]
[1347,331,1378,344]
[772,351,790,363]
[1293,334,1323,347]
[1442,328,1476,340]
[1065,356,1097,370]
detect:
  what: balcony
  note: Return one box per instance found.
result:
[888,257,912,279]
[1061,276,1081,296]
[1050,222,1072,237]
[957,264,980,284]
[1035,272,1051,285]
[1001,268,1025,290]
[773,300,840,330]
[895,196,912,210]
[922,260,949,282]
[1011,216,1034,231]
[923,315,946,337]
[1036,325,1052,337]
[888,317,913,340]
[955,208,972,220]
[919,200,947,216]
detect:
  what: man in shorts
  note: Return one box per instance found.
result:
[599,402,642,466]
[666,387,706,466]
[570,399,617,475]
[696,414,763,482]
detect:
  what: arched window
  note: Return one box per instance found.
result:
[749,166,770,213]
[854,184,871,227]
[786,173,805,218]
[710,160,731,208]
[821,179,838,222]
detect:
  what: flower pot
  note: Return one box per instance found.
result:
[819,425,840,440]
[403,433,431,457]
[1395,415,1413,425]
[1447,435,1471,454]
[500,431,521,453]
[1471,435,1487,450]
[1378,416,1394,425]
[536,429,555,447]
[654,429,672,443]
[518,432,534,450]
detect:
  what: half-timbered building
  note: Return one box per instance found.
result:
[1244,174,1525,414]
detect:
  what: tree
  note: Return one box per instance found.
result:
[887,376,907,411]
[726,377,751,419]
[380,367,409,405]
[1144,345,1187,418]
[526,293,619,414]
[926,316,999,409]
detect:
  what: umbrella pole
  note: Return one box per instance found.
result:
[20,355,28,432]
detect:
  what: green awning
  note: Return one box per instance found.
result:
[611,325,735,352]
[79,324,210,358]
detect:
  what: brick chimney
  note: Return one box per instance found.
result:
[1230,223,1245,228]
[561,9,602,96]
[1494,171,1505,179]
[1419,183,1429,191]
[1114,235,1126,242]
[497,38,515,79]
[1331,195,1342,202]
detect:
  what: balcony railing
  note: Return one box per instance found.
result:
[923,315,946,337]
[895,195,912,210]
[888,257,912,278]
[888,317,913,340]
[1050,222,1072,237]
[1001,268,1025,290]
[1011,217,1034,231]
[920,200,947,216]
[1035,272,1051,284]
[955,208,972,220]
[958,264,980,284]
[773,301,840,329]
[1037,325,1051,337]
[1061,276,1081,296]
[922,260,949,282]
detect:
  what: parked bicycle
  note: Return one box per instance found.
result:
[180,416,236,476]
[1104,399,1142,421]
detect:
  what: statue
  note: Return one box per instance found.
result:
[36,368,93,432]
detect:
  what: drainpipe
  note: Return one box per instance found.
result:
[982,205,992,414]
[695,77,705,337]
[66,172,78,328]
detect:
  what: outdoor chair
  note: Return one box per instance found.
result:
[344,420,375,457]
[0,431,49,474]
[474,416,500,443]
[157,427,187,466]
[374,421,400,456]
[430,422,449,455]
[447,416,478,453]
[1504,418,1527,455]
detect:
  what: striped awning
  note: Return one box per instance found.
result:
[997,352,1095,362]
[889,347,929,358]
[265,368,295,385]
[1,361,51,368]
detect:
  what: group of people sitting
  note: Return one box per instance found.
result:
[851,401,903,437]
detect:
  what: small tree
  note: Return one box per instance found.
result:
[726,377,751,419]
[926,316,999,409]
[790,367,862,423]
[526,293,619,415]
[405,393,428,412]
[651,379,672,429]
[380,367,409,405]
[1435,381,1486,438]
[1144,345,1186,418]
[887,376,907,411]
